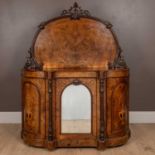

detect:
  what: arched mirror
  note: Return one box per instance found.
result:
[61,84,91,133]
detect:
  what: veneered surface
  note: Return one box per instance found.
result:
[21,69,130,149]
[22,76,46,141]
[34,17,117,70]
[106,70,129,139]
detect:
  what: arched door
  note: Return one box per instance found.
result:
[54,71,98,147]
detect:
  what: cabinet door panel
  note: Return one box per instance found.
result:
[106,75,129,137]
[22,78,46,139]
[54,72,98,147]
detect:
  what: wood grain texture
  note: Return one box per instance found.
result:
[21,69,130,149]
[1,124,155,155]
[34,17,117,70]
[106,76,129,138]
[22,75,47,147]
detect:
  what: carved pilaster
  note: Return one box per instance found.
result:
[99,72,105,141]
[48,75,53,141]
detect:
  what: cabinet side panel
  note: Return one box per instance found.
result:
[106,70,129,139]
[23,82,41,135]
[22,74,46,146]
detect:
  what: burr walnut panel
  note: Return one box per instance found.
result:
[34,17,117,70]
[23,82,40,135]
[106,70,129,140]
[22,76,46,142]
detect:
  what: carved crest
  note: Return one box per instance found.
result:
[61,2,91,19]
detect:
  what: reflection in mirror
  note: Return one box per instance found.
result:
[61,84,91,133]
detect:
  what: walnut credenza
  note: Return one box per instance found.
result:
[21,2,130,150]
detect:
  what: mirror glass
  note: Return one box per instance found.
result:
[61,84,91,133]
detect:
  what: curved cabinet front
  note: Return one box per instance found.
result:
[105,69,130,147]
[22,71,46,147]
[21,69,130,150]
